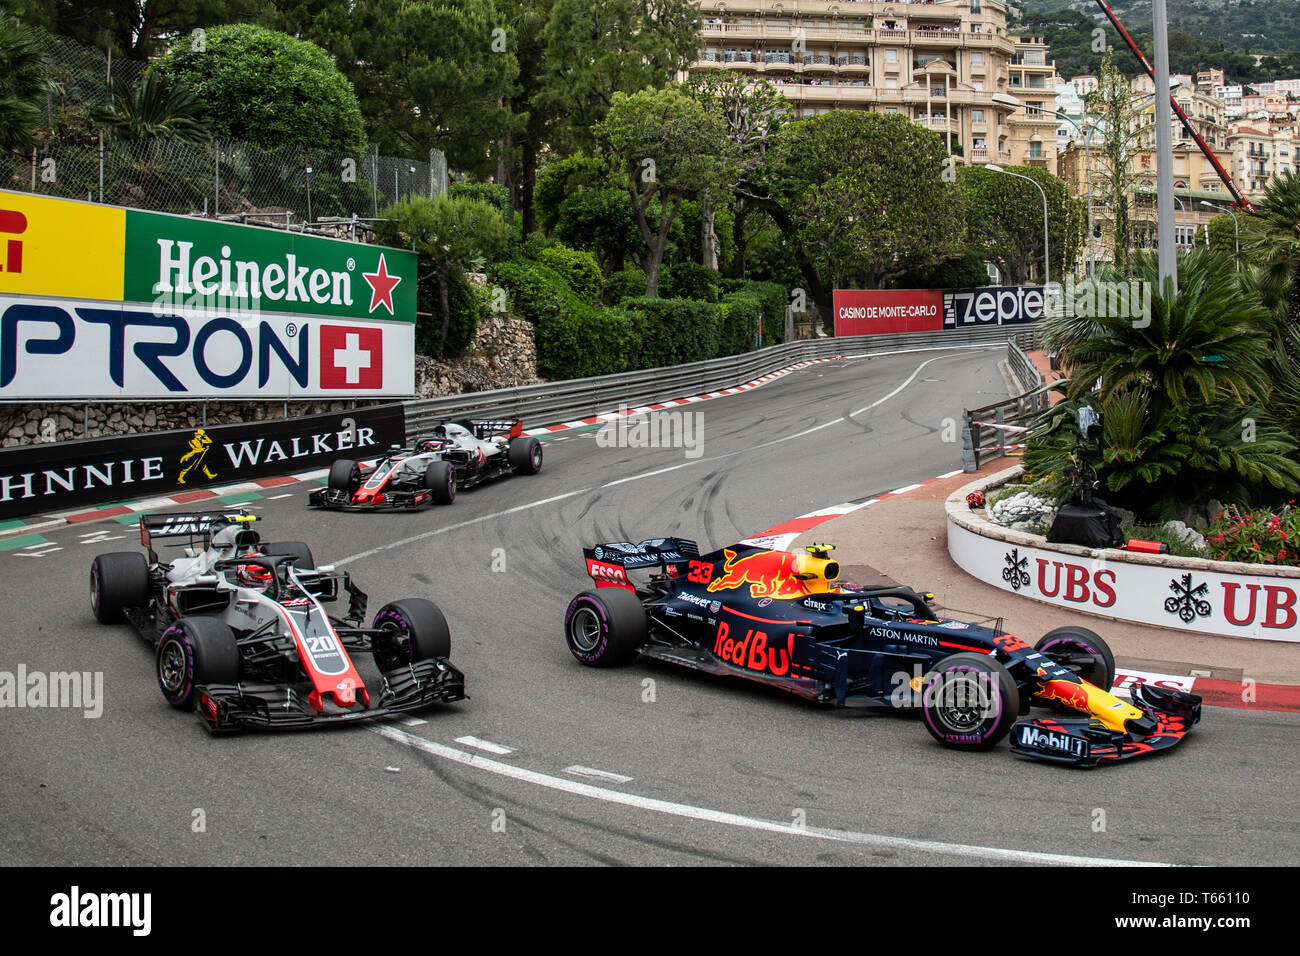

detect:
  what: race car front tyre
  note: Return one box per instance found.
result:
[156,617,240,710]
[372,598,452,669]
[1034,626,1116,699]
[90,551,150,624]
[424,461,455,505]
[328,459,361,493]
[508,436,543,475]
[920,652,1020,750]
[262,540,315,571]
[564,588,647,667]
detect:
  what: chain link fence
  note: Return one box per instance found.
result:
[1,32,447,233]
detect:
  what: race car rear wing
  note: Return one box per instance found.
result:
[468,419,522,440]
[139,510,258,549]
[584,538,700,571]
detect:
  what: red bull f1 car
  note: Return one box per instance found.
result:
[309,418,543,510]
[563,539,1201,766]
[89,510,465,731]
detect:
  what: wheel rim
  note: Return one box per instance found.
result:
[89,567,101,613]
[374,622,409,669]
[158,639,186,693]
[931,671,995,733]
[532,447,542,469]
[568,607,603,653]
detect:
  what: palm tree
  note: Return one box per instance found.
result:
[1242,169,1300,361]
[1046,250,1273,419]
[0,16,45,154]
[92,73,209,145]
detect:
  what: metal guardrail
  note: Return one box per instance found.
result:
[404,325,1033,437]
[961,336,1048,473]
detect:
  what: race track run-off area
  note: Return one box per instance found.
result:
[2,346,1296,867]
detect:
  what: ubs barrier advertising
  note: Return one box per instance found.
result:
[949,518,1300,643]
[0,190,417,399]
[0,404,405,519]
[833,285,1047,335]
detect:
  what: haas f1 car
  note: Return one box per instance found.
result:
[310,419,542,510]
[89,511,465,731]
[564,539,1201,767]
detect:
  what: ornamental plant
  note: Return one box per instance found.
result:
[1203,504,1300,566]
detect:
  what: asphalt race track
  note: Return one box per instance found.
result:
[2,345,1296,867]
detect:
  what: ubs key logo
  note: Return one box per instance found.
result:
[0,208,25,274]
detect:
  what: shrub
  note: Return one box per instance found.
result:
[1204,505,1300,566]
[521,232,558,261]
[602,268,648,305]
[621,297,722,368]
[488,259,587,327]
[449,181,510,218]
[729,279,788,344]
[538,243,603,306]
[414,269,482,358]
[660,261,722,302]
[717,292,762,356]
[534,307,637,380]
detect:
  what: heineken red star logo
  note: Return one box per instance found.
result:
[362,253,401,315]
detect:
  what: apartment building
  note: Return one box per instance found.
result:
[693,0,1055,170]
[1227,122,1300,196]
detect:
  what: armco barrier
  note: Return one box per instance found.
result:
[405,325,1036,435]
[0,324,1032,521]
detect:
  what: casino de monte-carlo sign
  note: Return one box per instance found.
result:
[0,190,417,400]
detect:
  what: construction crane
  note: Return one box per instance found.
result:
[1091,0,1254,210]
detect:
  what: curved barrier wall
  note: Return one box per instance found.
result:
[947,469,1300,644]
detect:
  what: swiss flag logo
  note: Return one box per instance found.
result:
[320,325,383,389]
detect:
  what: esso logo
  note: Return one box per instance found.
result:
[586,558,628,584]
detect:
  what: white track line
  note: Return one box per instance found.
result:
[371,725,1170,867]
[564,765,634,784]
[455,735,516,755]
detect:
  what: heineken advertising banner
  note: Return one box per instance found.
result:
[0,190,417,399]
[0,404,406,519]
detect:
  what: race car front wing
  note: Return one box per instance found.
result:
[308,487,430,511]
[193,658,466,731]
[1009,683,1202,767]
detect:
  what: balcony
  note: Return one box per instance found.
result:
[918,114,960,133]
[971,146,990,162]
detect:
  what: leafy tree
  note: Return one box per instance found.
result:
[298,0,516,178]
[597,87,725,297]
[686,71,789,277]
[374,194,509,356]
[758,110,965,309]
[1085,51,1143,276]
[0,14,44,153]
[150,23,366,154]
[499,0,701,236]
[960,165,1082,284]
[533,152,605,234]
[553,186,642,276]
[92,72,208,143]
[5,0,267,60]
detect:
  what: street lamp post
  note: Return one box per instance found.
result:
[305,165,313,225]
[994,91,1093,276]
[1200,199,1240,270]
[988,164,1050,288]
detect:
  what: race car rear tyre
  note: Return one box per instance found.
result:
[328,459,361,493]
[90,551,150,624]
[156,617,240,710]
[262,541,315,571]
[508,436,543,475]
[920,652,1020,750]
[564,588,647,667]
[424,461,455,505]
[372,598,452,669]
[1034,626,1116,697]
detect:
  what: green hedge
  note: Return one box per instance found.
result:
[449,181,510,218]
[602,267,648,305]
[534,307,637,380]
[659,262,722,302]
[538,244,603,306]
[717,293,762,356]
[621,297,722,369]
[415,269,482,358]
[488,259,588,328]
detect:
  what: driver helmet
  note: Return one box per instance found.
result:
[235,555,272,589]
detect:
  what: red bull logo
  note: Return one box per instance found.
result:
[1036,678,1093,714]
[706,548,837,600]
[712,621,794,677]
